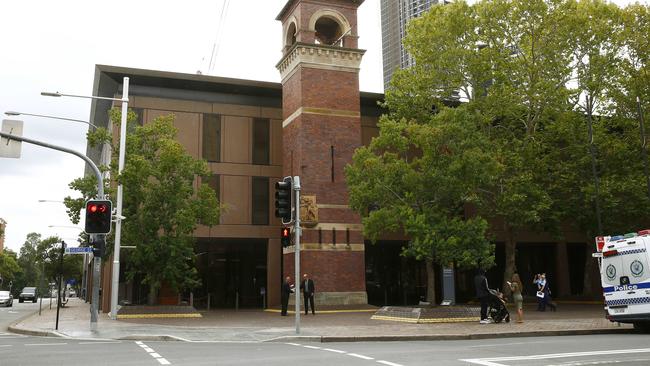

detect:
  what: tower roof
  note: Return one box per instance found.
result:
[276,0,365,21]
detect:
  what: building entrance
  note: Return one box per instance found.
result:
[364,240,429,306]
[194,238,267,309]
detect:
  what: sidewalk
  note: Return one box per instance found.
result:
[9,298,633,342]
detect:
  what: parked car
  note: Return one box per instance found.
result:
[68,289,76,297]
[18,287,37,303]
[0,291,12,307]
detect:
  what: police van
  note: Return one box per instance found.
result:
[594,230,650,330]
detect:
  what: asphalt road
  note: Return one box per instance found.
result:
[0,298,43,331]
[1,333,649,366]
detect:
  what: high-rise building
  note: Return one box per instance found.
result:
[0,218,6,252]
[380,0,438,90]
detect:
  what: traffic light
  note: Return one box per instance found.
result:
[275,177,293,223]
[91,236,106,258]
[281,227,291,248]
[85,199,113,234]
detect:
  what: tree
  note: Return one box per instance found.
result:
[12,233,43,296]
[0,249,20,291]
[346,106,497,302]
[66,110,220,305]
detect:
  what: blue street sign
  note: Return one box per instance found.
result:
[64,247,93,254]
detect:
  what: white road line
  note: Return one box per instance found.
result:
[303,345,321,350]
[322,348,347,353]
[461,348,650,366]
[468,340,550,348]
[348,353,374,360]
[25,343,68,346]
[0,345,12,348]
[135,341,171,365]
[78,341,122,345]
[285,343,301,346]
[377,361,404,366]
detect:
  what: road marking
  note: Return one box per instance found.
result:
[25,343,68,346]
[377,361,404,366]
[0,345,12,348]
[468,340,550,348]
[135,341,171,365]
[322,348,347,353]
[78,341,122,345]
[289,342,404,365]
[348,353,374,360]
[461,348,650,366]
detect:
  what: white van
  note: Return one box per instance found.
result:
[595,230,650,330]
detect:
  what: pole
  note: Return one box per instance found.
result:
[39,260,44,316]
[110,77,129,320]
[638,96,650,201]
[293,176,301,335]
[55,241,66,330]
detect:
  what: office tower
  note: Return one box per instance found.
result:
[381,0,438,90]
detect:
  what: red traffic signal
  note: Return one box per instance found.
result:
[281,227,291,247]
[85,200,113,234]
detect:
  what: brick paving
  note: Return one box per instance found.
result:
[8,298,633,342]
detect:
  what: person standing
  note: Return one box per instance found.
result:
[281,276,294,316]
[508,273,524,323]
[300,273,315,315]
[474,269,491,324]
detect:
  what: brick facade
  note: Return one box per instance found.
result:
[277,0,368,304]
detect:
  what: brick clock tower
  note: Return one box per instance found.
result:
[276,0,367,305]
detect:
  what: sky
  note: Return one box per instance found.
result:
[0,0,383,253]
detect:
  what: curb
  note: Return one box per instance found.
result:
[318,327,634,342]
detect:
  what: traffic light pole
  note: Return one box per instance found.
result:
[293,176,301,335]
[0,131,105,330]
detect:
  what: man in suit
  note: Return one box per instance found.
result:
[300,273,315,315]
[281,276,294,316]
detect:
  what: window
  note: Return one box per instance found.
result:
[251,177,269,225]
[203,114,221,162]
[252,118,270,165]
[207,174,220,200]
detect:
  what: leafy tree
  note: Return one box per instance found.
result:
[0,249,20,291]
[12,233,43,296]
[346,106,497,301]
[37,236,83,298]
[66,110,220,305]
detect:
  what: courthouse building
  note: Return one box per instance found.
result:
[88,0,597,311]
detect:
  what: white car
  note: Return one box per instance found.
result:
[0,291,13,307]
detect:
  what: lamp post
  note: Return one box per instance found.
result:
[42,76,130,321]
[4,111,99,130]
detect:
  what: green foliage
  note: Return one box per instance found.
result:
[0,249,20,287]
[65,109,221,303]
[346,106,498,270]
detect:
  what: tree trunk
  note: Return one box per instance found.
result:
[503,224,516,297]
[583,243,597,297]
[426,259,436,304]
[147,285,158,305]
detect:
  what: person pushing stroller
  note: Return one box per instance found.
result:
[474,269,510,324]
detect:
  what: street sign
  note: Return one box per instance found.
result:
[0,119,23,158]
[65,247,93,254]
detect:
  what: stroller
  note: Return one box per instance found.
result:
[487,289,510,323]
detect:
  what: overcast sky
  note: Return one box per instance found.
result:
[0,0,383,253]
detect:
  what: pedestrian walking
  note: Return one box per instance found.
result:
[542,273,557,312]
[474,268,491,324]
[281,276,294,316]
[508,273,524,323]
[300,273,315,315]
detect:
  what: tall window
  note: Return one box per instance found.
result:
[207,174,220,200]
[252,118,270,165]
[251,177,269,225]
[203,114,221,162]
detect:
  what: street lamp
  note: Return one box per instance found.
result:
[4,111,99,130]
[43,77,130,322]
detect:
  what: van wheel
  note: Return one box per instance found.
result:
[633,322,650,333]
[19,299,23,303]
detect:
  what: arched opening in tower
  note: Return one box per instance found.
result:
[314,17,343,46]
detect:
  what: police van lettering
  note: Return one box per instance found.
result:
[603,282,650,293]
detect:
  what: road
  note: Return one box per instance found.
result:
[0,298,44,331]
[1,331,649,365]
